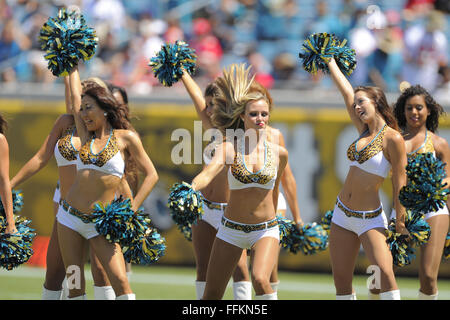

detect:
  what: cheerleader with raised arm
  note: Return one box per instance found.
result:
[324,57,409,300]
[190,64,288,300]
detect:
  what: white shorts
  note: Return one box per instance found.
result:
[56,204,99,240]
[391,206,449,221]
[216,217,280,249]
[331,198,388,237]
[201,201,225,230]
[277,192,287,212]
[53,187,60,204]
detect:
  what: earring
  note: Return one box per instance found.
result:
[104,112,108,117]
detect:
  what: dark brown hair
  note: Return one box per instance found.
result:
[0,114,7,134]
[393,84,445,133]
[204,82,220,98]
[354,86,399,131]
[82,84,131,130]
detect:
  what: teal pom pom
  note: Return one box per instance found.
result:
[320,210,333,234]
[386,211,431,267]
[0,214,36,270]
[278,216,328,255]
[38,7,98,76]
[91,197,135,244]
[298,32,356,76]
[385,230,415,267]
[399,153,449,215]
[121,210,166,265]
[179,223,193,242]
[167,182,204,237]
[0,190,24,216]
[444,232,449,260]
[149,40,197,87]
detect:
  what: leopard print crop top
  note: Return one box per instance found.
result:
[54,125,78,167]
[228,139,277,190]
[347,124,390,178]
[77,129,125,178]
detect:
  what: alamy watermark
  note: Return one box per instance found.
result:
[366,265,381,290]
[170,121,280,165]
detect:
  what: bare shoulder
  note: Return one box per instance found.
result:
[115,129,140,142]
[269,141,288,161]
[384,127,404,146]
[266,126,284,146]
[0,133,8,150]
[430,132,450,153]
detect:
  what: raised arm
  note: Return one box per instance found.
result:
[64,76,72,114]
[326,58,366,134]
[0,134,16,234]
[68,66,89,143]
[191,141,231,191]
[11,114,71,189]
[121,130,159,212]
[180,70,214,130]
[386,130,409,235]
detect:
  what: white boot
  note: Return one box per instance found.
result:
[116,293,136,300]
[270,281,280,293]
[380,290,401,300]
[233,281,252,300]
[93,286,116,300]
[67,294,87,300]
[255,292,277,300]
[195,281,206,300]
[336,293,357,300]
[42,287,62,300]
[418,290,438,300]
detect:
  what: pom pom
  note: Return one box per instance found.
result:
[385,230,416,267]
[0,190,24,216]
[149,40,197,87]
[399,153,449,215]
[320,210,333,234]
[179,223,193,242]
[0,214,36,270]
[298,33,356,76]
[444,232,449,260]
[167,182,204,235]
[386,211,431,267]
[277,216,328,255]
[38,7,98,76]
[121,210,166,265]
[91,197,135,244]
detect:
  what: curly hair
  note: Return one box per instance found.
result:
[354,86,400,132]
[212,64,271,135]
[393,84,445,133]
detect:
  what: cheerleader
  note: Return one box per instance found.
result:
[392,85,449,299]
[55,65,158,299]
[232,81,304,299]
[191,64,288,300]
[0,114,17,235]
[324,57,409,300]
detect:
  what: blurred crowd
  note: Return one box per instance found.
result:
[0,0,449,101]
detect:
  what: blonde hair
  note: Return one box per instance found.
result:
[212,64,271,134]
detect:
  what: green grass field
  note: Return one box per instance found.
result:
[1,264,449,300]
